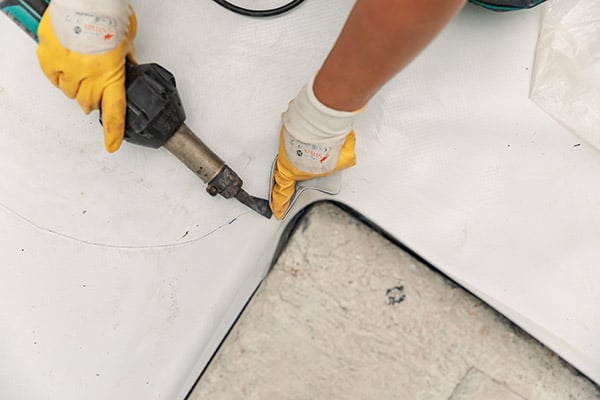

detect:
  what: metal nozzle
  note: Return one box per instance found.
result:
[164,124,272,219]
[235,189,273,219]
[164,124,226,184]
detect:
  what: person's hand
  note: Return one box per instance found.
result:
[36,0,137,153]
[270,77,362,219]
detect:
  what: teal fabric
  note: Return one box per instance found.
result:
[469,0,547,11]
[2,5,40,40]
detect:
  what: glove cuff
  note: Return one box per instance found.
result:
[282,74,363,145]
[49,0,131,54]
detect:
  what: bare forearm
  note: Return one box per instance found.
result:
[314,0,466,111]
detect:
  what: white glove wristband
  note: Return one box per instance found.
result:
[49,0,131,54]
[282,75,361,174]
[282,75,358,145]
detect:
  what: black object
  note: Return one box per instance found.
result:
[212,0,304,17]
[123,63,186,148]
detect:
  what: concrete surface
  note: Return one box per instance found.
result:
[189,203,600,400]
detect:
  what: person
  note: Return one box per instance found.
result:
[35,0,543,219]
[270,0,466,218]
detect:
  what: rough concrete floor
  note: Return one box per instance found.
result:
[189,203,600,400]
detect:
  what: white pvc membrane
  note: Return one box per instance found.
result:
[0,2,598,399]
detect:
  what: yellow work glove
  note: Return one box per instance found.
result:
[37,0,137,153]
[270,76,362,219]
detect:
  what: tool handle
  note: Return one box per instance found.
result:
[1,0,273,218]
[0,0,48,41]
[1,2,187,149]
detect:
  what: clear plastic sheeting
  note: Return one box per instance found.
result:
[530,0,600,149]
